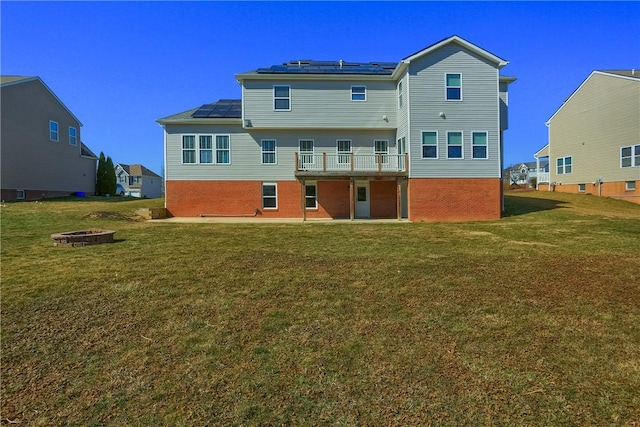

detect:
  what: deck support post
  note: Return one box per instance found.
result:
[349,177,355,221]
[397,177,401,221]
[301,178,307,222]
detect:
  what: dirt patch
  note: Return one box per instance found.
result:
[83,211,141,221]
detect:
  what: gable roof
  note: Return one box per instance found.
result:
[401,35,508,68]
[0,75,83,126]
[116,163,162,178]
[80,143,98,159]
[546,70,640,125]
[157,100,243,124]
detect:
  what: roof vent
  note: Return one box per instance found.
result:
[339,59,343,69]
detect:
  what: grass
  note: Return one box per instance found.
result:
[1,192,639,425]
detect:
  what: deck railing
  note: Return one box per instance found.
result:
[295,153,408,173]
[536,172,550,183]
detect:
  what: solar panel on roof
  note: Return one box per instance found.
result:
[191,100,242,118]
[256,59,397,75]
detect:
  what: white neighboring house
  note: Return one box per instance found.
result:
[114,163,163,198]
[505,161,549,187]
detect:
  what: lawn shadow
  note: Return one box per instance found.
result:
[502,194,566,217]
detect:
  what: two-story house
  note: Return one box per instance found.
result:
[114,163,163,198]
[1,76,97,201]
[535,70,639,203]
[157,36,515,221]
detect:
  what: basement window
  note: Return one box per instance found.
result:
[626,181,636,191]
[578,184,586,192]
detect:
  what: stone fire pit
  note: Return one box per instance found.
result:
[51,230,116,247]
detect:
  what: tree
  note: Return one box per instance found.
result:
[105,156,116,196]
[96,152,107,196]
[95,152,117,196]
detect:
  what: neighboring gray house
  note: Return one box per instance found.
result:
[1,76,97,201]
[157,35,515,221]
[536,70,639,203]
[114,163,163,198]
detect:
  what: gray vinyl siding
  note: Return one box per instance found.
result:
[407,45,501,178]
[0,79,96,194]
[165,124,397,181]
[548,73,640,185]
[242,79,397,129]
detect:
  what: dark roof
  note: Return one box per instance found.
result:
[255,60,397,75]
[191,99,242,118]
[80,143,98,159]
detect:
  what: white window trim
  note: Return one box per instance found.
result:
[261,139,277,165]
[337,139,352,164]
[446,131,464,160]
[215,134,231,165]
[626,181,636,191]
[299,139,315,165]
[199,135,214,164]
[471,131,489,160]
[397,81,403,109]
[578,183,586,192]
[49,120,59,142]
[556,156,573,175]
[351,85,367,102]
[374,139,389,164]
[305,181,318,210]
[273,85,291,111]
[262,182,277,210]
[620,144,639,168]
[445,73,463,101]
[421,131,439,159]
[182,134,231,165]
[68,126,77,146]
[182,135,197,164]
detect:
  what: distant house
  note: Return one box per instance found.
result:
[114,163,163,198]
[504,161,549,187]
[157,36,516,221]
[1,76,97,201]
[536,70,639,203]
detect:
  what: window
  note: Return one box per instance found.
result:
[49,120,59,141]
[182,135,196,164]
[16,190,25,200]
[472,132,488,159]
[374,140,389,164]
[274,85,290,110]
[262,183,277,209]
[305,183,317,209]
[422,131,438,159]
[446,73,462,100]
[351,85,366,101]
[216,135,230,164]
[69,127,77,146]
[447,131,463,159]
[118,173,127,183]
[557,156,572,174]
[199,135,213,164]
[261,140,277,164]
[337,140,352,164]
[578,183,586,192]
[621,144,640,168]
[398,81,403,108]
[397,137,406,155]
[131,176,141,184]
[299,140,314,166]
[626,181,637,191]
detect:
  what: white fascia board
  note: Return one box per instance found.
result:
[235,72,394,83]
[534,144,550,159]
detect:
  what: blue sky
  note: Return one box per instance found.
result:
[2,1,638,174]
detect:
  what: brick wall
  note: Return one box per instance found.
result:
[408,178,502,221]
[550,180,640,204]
[370,180,397,218]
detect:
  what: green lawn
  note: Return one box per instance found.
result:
[2,192,639,426]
